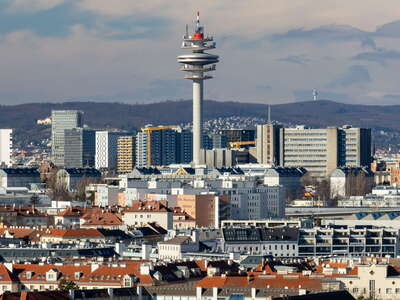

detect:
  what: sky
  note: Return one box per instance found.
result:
[2,1,400,105]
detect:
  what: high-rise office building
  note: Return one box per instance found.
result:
[339,126,372,167]
[95,131,128,171]
[0,129,12,167]
[277,125,371,178]
[117,136,135,174]
[51,110,83,167]
[64,128,95,168]
[256,124,281,165]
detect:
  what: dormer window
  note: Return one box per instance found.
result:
[74,272,81,280]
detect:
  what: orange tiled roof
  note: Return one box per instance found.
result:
[81,213,123,226]
[42,228,104,238]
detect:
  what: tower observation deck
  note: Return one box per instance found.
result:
[177,12,219,166]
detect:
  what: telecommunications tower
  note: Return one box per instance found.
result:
[178,12,219,166]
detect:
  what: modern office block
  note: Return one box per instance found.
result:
[0,129,12,167]
[256,124,282,165]
[274,125,372,178]
[51,110,83,167]
[64,128,95,168]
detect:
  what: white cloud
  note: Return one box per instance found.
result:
[5,0,65,13]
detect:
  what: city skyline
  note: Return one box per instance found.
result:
[1,1,400,105]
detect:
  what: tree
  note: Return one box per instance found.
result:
[46,169,72,202]
[30,194,40,206]
[58,279,79,291]
[74,177,101,203]
[316,179,331,205]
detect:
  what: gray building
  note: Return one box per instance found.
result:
[264,167,307,201]
[256,123,282,165]
[0,168,41,189]
[64,128,96,168]
[51,110,83,167]
[279,125,372,178]
[56,168,101,191]
[199,148,252,168]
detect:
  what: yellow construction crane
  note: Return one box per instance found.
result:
[229,141,256,148]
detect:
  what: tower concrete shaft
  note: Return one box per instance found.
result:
[178,12,219,166]
[192,79,203,165]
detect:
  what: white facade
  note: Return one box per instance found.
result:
[95,131,126,170]
[123,210,173,230]
[338,264,400,300]
[0,129,12,167]
[95,185,120,207]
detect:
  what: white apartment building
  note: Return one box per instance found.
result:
[338,263,400,300]
[0,129,12,167]
[95,131,128,170]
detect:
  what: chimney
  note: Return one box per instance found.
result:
[196,286,203,300]
[91,263,99,272]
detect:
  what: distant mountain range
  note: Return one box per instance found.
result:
[2,99,399,148]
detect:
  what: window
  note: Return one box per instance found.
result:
[352,288,359,293]
[386,288,393,294]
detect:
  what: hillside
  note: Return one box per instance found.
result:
[2,100,399,147]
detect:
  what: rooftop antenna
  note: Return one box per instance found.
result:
[196,11,200,30]
[267,105,271,124]
[313,89,318,101]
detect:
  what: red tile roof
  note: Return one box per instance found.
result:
[123,201,172,213]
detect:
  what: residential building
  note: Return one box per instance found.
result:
[95,131,128,171]
[175,194,230,228]
[337,260,400,300]
[122,200,173,230]
[176,130,193,164]
[158,236,201,260]
[117,136,135,174]
[64,128,96,168]
[135,126,178,167]
[256,123,281,165]
[51,110,83,167]
[0,168,40,189]
[172,207,196,229]
[94,184,121,207]
[222,227,299,257]
[298,226,398,257]
[0,129,12,167]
